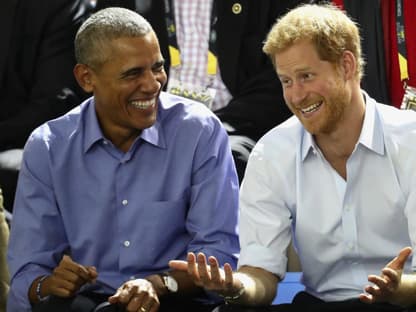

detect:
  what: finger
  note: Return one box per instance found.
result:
[386,247,412,270]
[110,284,135,305]
[149,300,160,312]
[86,266,98,281]
[108,286,123,304]
[381,268,399,285]
[367,275,388,290]
[125,294,146,312]
[196,253,211,283]
[364,284,382,299]
[223,263,234,289]
[208,256,222,283]
[49,271,83,295]
[60,255,92,282]
[119,285,140,305]
[136,297,155,312]
[359,293,374,304]
[187,252,199,280]
[53,267,88,289]
[168,260,188,272]
[61,255,98,284]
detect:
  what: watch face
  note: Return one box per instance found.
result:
[164,275,178,292]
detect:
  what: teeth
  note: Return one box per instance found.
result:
[301,102,322,113]
[130,99,155,109]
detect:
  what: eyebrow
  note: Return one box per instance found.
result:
[277,66,313,77]
[119,59,165,79]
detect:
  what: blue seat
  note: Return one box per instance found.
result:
[273,272,304,304]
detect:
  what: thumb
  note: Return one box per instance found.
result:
[387,247,412,271]
[168,260,189,272]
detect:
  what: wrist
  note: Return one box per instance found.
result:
[219,284,245,304]
[158,272,178,294]
[35,275,50,303]
[146,273,179,297]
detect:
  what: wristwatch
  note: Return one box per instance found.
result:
[160,273,178,293]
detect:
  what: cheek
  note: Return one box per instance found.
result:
[282,89,291,105]
[158,72,168,89]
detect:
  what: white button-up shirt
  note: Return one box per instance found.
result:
[239,92,416,301]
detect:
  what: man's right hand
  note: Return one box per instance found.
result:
[30,254,97,303]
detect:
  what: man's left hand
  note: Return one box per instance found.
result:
[359,246,412,304]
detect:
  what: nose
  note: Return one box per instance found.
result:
[141,70,162,94]
[287,82,307,107]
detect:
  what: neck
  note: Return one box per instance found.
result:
[316,87,365,158]
[314,87,365,180]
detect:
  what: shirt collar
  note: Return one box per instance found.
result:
[301,91,385,161]
[358,91,384,155]
[83,97,167,153]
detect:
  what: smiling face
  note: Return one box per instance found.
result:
[275,40,351,136]
[79,32,167,148]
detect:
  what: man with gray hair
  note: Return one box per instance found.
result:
[7,7,239,312]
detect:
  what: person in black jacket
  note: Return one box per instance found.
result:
[94,0,312,182]
[0,0,92,211]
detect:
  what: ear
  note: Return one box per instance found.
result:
[73,64,94,93]
[340,50,357,81]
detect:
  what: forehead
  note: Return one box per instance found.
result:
[94,33,161,74]
[109,32,160,56]
[274,40,321,75]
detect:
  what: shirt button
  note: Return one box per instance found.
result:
[122,199,128,206]
[103,140,108,145]
[130,275,136,280]
[124,240,130,247]
[348,242,354,250]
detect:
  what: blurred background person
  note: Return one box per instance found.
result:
[0,0,92,212]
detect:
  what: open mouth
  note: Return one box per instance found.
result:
[301,101,323,114]
[130,99,155,110]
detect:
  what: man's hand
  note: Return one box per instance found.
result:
[359,247,412,305]
[169,252,242,297]
[44,255,97,297]
[30,254,97,303]
[108,279,160,312]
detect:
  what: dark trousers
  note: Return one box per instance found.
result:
[32,292,218,312]
[213,291,413,312]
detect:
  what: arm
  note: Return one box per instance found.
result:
[7,130,75,310]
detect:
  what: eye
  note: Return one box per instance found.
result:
[152,61,165,73]
[120,69,142,80]
[300,73,314,82]
[280,78,292,87]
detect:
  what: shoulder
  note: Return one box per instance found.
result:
[26,98,88,152]
[252,115,302,161]
[158,92,223,133]
[376,103,416,139]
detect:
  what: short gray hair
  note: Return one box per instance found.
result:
[75,7,153,69]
